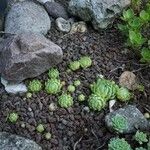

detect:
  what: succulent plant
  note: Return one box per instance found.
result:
[45,79,62,94]
[78,94,85,102]
[8,112,19,123]
[111,114,128,133]
[108,138,132,150]
[45,132,52,140]
[74,80,81,87]
[135,147,147,150]
[36,124,45,133]
[69,61,80,71]
[58,93,73,108]
[116,87,132,101]
[79,56,92,68]
[26,92,32,98]
[88,94,106,111]
[28,79,42,93]
[134,131,148,145]
[67,85,75,93]
[91,78,119,101]
[48,68,59,79]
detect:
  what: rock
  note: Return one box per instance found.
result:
[0,132,42,150]
[44,2,69,19]
[105,105,150,134]
[70,21,87,34]
[0,15,4,31]
[119,71,138,90]
[1,77,27,94]
[0,32,63,83]
[7,0,25,9]
[68,0,131,30]
[36,0,54,4]
[5,1,51,35]
[56,17,71,33]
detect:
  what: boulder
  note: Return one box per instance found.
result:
[0,132,42,150]
[105,105,150,134]
[68,0,131,30]
[0,32,63,83]
[44,2,69,19]
[5,1,51,35]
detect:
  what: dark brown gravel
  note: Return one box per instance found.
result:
[0,0,150,150]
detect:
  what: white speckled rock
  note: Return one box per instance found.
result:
[0,132,42,150]
[5,1,51,35]
[56,17,71,33]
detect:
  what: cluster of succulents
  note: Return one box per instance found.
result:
[108,130,150,150]
[134,131,148,145]
[88,77,132,111]
[111,114,128,133]
[45,79,62,94]
[28,79,42,93]
[69,56,92,71]
[108,138,132,150]
[58,93,73,108]
[8,112,19,123]
[90,78,119,101]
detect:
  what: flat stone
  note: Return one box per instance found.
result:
[0,32,63,83]
[105,105,150,134]
[5,1,51,35]
[44,2,69,19]
[1,77,27,94]
[68,0,131,30]
[0,132,42,150]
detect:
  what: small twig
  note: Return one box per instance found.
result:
[132,65,150,73]
[91,128,98,140]
[95,142,106,150]
[73,136,83,150]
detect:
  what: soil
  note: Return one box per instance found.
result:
[0,0,150,150]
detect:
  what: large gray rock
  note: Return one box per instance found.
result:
[0,32,63,83]
[105,105,150,134]
[68,0,131,30]
[44,2,69,19]
[0,132,42,150]
[5,1,51,35]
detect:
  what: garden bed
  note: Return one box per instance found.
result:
[0,0,150,150]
